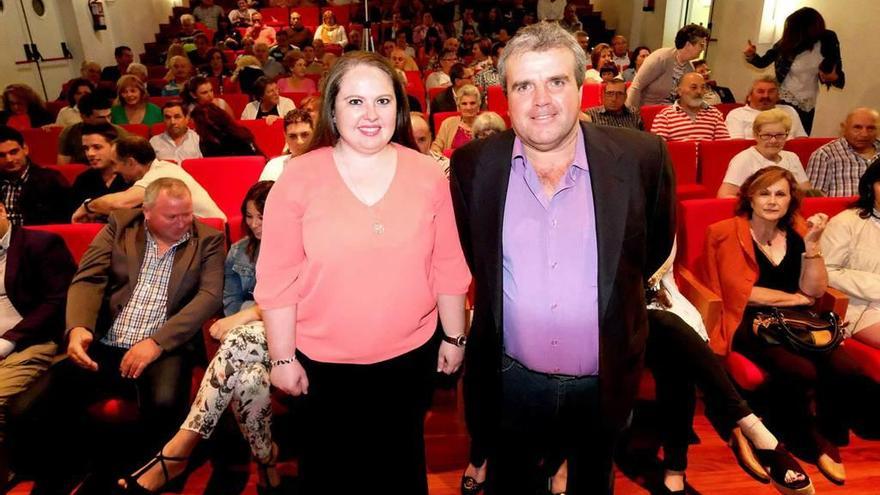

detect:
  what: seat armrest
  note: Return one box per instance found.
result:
[816,287,849,317]
[676,266,722,335]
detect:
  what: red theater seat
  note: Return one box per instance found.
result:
[433,111,459,133]
[121,123,150,138]
[44,163,89,185]
[46,100,67,119]
[486,85,507,113]
[239,119,285,157]
[292,6,320,25]
[224,93,251,119]
[261,7,290,26]
[667,141,710,200]
[20,126,63,166]
[580,84,602,110]
[697,139,755,196]
[25,223,104,263]
[640,104,669,132]
[280,92,310,106]
[714,103,744,118]
[785,137,835,168]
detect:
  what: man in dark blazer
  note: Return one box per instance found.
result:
[9,178,225,494]
[429,63,474,129]
[0,126,71,226]
[450,23,675,494]
[0,201,75,487]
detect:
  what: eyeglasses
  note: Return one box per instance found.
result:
[758,133,788,141]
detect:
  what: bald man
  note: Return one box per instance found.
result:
[808,107,880,197]
[650,72,730,141]
[410,112,449,177]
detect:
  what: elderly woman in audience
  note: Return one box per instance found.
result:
[183,75,234,117]
[431,84,481,154]
[241,76,296,123]
[277,51,317,94]
[191,103,264,157]
[821,159,880,349]
[623,46,651,82]
[200,48,232,79]
[55,78,94,127]
[110,75,163,125]
[471,111,506,140]
[584,43,613,83]
[261,109,314,181]
[718,109,811,198]
[126,63,149,84]
[701,166,862,486]
[80,60,103,86]
[162,56,193,96]
[255,51,469,494]
[0,84,54,129]
[120,181,283,495]
[314,9,347,47]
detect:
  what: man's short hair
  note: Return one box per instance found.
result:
[751,75,780,91]
[143,178,191,208]
[77,92,113,116]
[498,22,588,92]
[180,13,195,24]
[162,99,188,116]
[674,24,710,49]
[81,123,119,143]
[450,63,468,84]
[283,109,313,129]
[603,79,627,93]
[114,46,132,58]
[0,126,25,147]
[194,33,210,43]
[114,135,157,165]
[491,41,505,58]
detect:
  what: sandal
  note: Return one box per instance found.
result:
[753,444,814,495]
[118,450,188,494]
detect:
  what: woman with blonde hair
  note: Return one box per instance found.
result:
[585,43,613,83]
[111,75,163,125]
[718,108,811,198]
[431,84,481,153]
[314,9,347,47]
[162,56,193,96]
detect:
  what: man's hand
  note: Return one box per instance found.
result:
[743,39,757,58]
[71,205,90,223]
[120,338,163,379]
[68,327,98,371]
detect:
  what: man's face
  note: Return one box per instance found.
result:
[303,46,315,61]
[195,36,210,53]
[117,49,134,67]
[164,106,189,138]
[411,118,432,154]
[463,28,476,43]
[144,190,194,244]
[237,0,247,10]
[254,44,269,62]
[83,108,112,125]
[694,63,710,79]
[252,14,263,27]
[391,50,407,70]
[445,38,460,53]
[0,140,29,175]
[576,33,589,53]
[382,41,396,57]
[439,53,457,74]
[749,81,779,111]
[82,134,114,170]
[290,13,302,28]
[602,83,627,112]
[285,121,313,157]
[454,68,474,89]
[677,73,706,109]
[506,47,582,153]
[611,36,628,57]
[843,110,880,151]
[112,150,145,183]
[181,19,195,34]
[422,13,433,27]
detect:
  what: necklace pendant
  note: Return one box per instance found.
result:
[372,221,384,235]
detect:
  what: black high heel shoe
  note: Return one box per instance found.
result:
[119,450,188,494]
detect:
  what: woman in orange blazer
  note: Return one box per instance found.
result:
[700,166,859,487]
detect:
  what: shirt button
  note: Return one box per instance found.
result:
[551,261,558,269]
[552,219,558,228]
[551,303,558,310]
[551,339,559,346]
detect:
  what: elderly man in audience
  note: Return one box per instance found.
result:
[430,63,474,118]
[177,14,204,46]
[10,178,224,494]
[57,92,128,165]
[260,109,314,181]
[192,0,223,31]
[253,42,285,80]
[651,72,730,141]
[585,79,643,130]
[725,76,808,139]
[288,11,313,50]
[610,35,630,70]
[410,112,450,176]
[101,46,134,83]
[560,4,584,33]
[808,107,880,197]
[244,13,277,47]
[0,199,75,487]
[72,135,225,223]
[627,24,710,108]
[229,0,257,27]
[0,126,69,226]
[150,101,202,163]
[70,124,129,219]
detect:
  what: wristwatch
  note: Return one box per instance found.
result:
[82,198,94,214]
[442,333,467,347]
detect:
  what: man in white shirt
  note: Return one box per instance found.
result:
[611,35,631,70]
[260,109,314,181]
[149,102,202,164]
[425,49,458,91]
[71,136,225,222]
[725,76,808,139]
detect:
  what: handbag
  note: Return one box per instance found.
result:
[751,307,844,354]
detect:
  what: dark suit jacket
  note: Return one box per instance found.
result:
[3,228,76,350]
[449,122,676,446]
[429,87,457,129]
[18,163,72,225]
[66,208,225,351]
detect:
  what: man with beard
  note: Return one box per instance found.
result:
[651,72,730,141]
[725,75,808,139]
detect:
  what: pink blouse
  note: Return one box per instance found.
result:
[276,77,317,94]
[255,144,471,364]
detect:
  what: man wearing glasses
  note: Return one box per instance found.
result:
[585,79,643,130]
[425,49,459,90]
[626,24,710,108]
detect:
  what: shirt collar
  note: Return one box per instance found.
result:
[145,227,192,252]
[597,106,631,115]
[842,138,880,157]
[0,228,10,252]
[672,100,709,112]
[512,125,588,172]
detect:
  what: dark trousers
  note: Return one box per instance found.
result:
[488,354,609,495]
[645,310,752,471]
[8,342,192,493]
[294,335,438,495]
[781,100,816,135]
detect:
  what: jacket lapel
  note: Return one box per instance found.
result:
[4,229,24,298]
[482,131,516,331]
[165,225,198,310]
[734,216,758,270]
[127,222,146,287]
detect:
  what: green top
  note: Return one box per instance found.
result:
[110,102,164,125]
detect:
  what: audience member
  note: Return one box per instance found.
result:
[242,77,296,123]
[807,107,879,197]
[413,11,443,47]
[288,11,313,49]
[560,4,584,33]
[269,29,297,63]
[187,33,213,67]
[55,78,94,127]
[303,43,325,75]
[199,48,232,79]
[278,51,318,94]
[598,63,620,83]
[125,63,150,86]
[430,63,473,116]
[183,76,234,118]
[314,10,347,47]
[260,109,313,180]
[481,8,504,39]
[57,93,128,165]
[425,50,459,90]
[470,38,492,74]
[574,30,590,54]
[585,79,643,130]
[693,59,736,104]
[610,35,631,70]
[0,126,70,226]
[416,28,443,72]
[298,94,320,126]
[725,76,808,139]
[537,0,566,21]
[11,178,224,494]
[177,14,204,46]
[70,123,128,217]
[0,84,53,130]
[150,101,202,163]
[395,31,415,59]
[162,56,194,96]
[472,42,503,94]
[471,111,506,140]
[253,42,286,79]
[79,61,103,88]
[622,46,651,82]
[651,72,730,141]
[389,48,418,74]
[383,12,409,44]
[214,16,243,49]
[410,112,450,176]
[345,28,363,52]
[744,7,844,134]
[432,84,481,153]
[192,0,224,31]
[459,26,478,60]
[244,13,277,47]
[231,55,265,95]
[72,135,224,222]
[454,7,480,37]
[584,43,612,83]
[110,75,163,125]
[718,109,811,198]
[0,201,75,486]
[627,24,709,108]
[191,103,263,157]
[100,46,135,83]
[229,0,258,27]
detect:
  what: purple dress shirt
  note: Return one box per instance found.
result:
[502,128,600,376]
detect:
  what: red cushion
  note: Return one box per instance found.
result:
[44,163,89,185]
[580,83,602,110]
[260,7,289,26]
[121,123,150,139]
[87,399,141,424]
[224,93,251,119]
[676,183,711,201]
[841,339,880,383]
[785,137,835,168]
[725,351,768,391]
[433,111,459,133]
[182,156,266,223]
[25,223,104,263]
[20,126,64,166]
[713,103,744,118]
[676,198,737,271]
[698,139,754,196]
[238,118,285,158]
[640,105,668,132]
[800,196,858,219]
[667,140,698,184]
[486,85,507,113]
[637,369,656,401]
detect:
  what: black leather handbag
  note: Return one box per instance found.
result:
[752,307,845,354]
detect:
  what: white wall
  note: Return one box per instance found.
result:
[587,0,667,49]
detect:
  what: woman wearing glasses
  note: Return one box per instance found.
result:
[718,109,812,198]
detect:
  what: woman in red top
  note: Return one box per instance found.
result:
[0,84,54,130]
[255,51,471,494]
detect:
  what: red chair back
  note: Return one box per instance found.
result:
[433,111,459,133]
[147,65,167,79]
[785,137,835,168]
[197,217,226,235]
[697,139,755,196]
[580,84,602,110]
[21,126,64,166]
[25,223,104,264]
[280,92,310,106]
[427,86,445,104]
[640,105,669,132]
[292,7,320,25]
[799,196,856,219]
[239,119,286,157]
[181,156,266,224]
[46,100,67,119]
[666,140,698,184]
[121,124,150,138]
[327,5,350,26]
[486,85,507,113]
[149,96,180,109]
[676,198,737,271]
[713,103,744,118]
[44,163,89,185]
[224,94,251,119]
[261,7,290,26]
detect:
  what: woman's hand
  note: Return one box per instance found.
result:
[819,66,840,84]
[793,292,815,306]
[803,213,829,245]
[209,315,239,341]
[437,341,464,375]
[743,39,757,58]
[270,359,309,396]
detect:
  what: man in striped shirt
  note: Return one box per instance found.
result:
[651,72,730,142]
[807,107,880,197]
[584,79,643,130]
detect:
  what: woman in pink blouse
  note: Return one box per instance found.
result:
[254,51,471,494]
[277,51,318,94]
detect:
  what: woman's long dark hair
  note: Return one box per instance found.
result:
[241,180,274,260]
[183,75,210,106]
[853,157,880,219]
[190,103,264,155]
[777,7,826,58]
